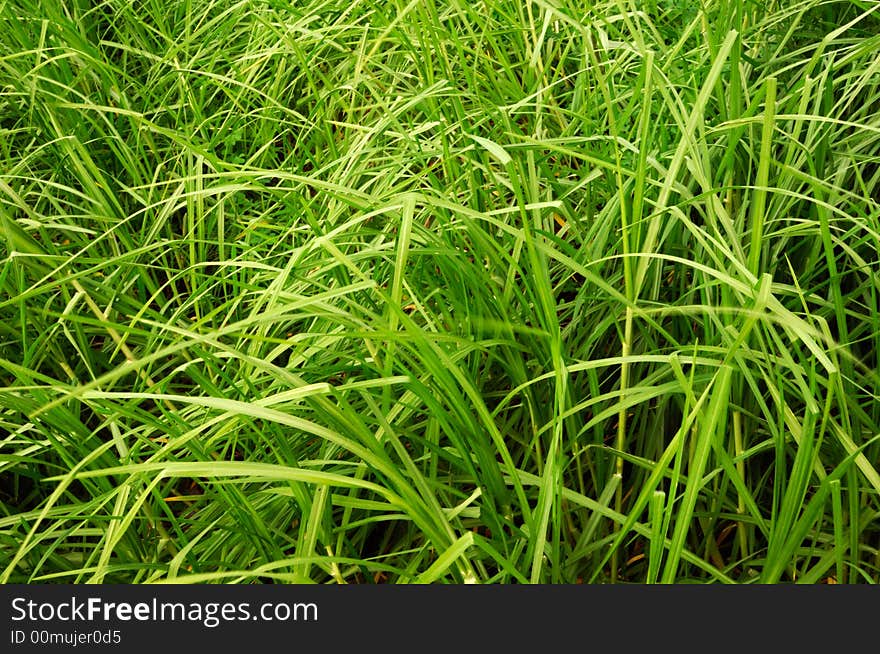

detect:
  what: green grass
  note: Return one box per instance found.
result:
[1,0,878,584]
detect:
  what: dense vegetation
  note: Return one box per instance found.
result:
[1,0,878,583]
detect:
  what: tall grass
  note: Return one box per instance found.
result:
[1,0,878,583]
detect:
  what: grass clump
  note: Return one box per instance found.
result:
[1,0,878,583]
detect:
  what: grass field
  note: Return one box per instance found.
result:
[1,0,879,584]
